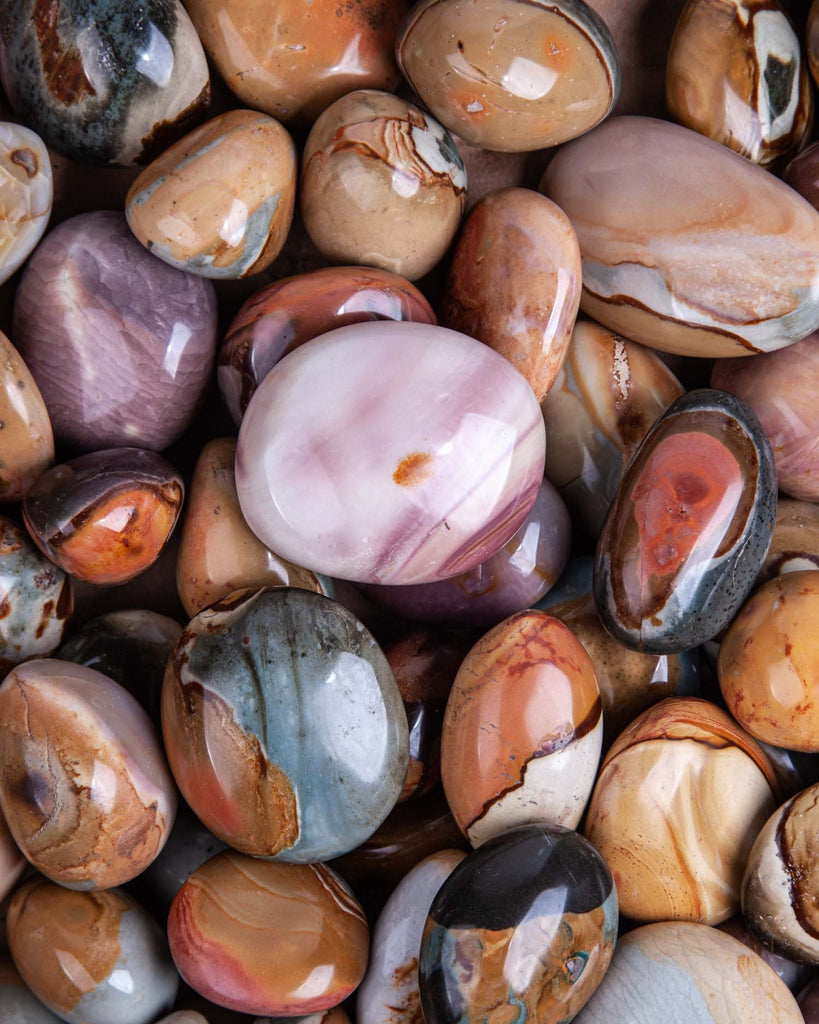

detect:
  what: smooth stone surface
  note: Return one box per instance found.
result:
[301,90,466,281]
[396,0,620,151]
[759,497,819,583]
[126,109,296,279]
[542,116,819,357]
[358,850,465,1024]
[420,825,618,1024]
[23,447,184,585]
[168,851,369,1016]
[583,697,778,924]
[0,812,24,905]
[441,187,581,401]
[0,956,64,1023]
[0,514,72,672]
[0,0,209,165]
[541,319,683,536]
[0,122,51,284]
[162,587,408,861]
[713,332,819,501]
[666,0,811,166]
[184,0,403,123]
[8,879,178,1024]
[574,921,804,1023]
[810,0,819,87]
[218,266,435,424]
[177,438,322,617]
[784,140,819,210]
[717,916,815,993]
[800,977,819,1022]
[719,570,819,751]
[594,388,777,654]
[13,210,218,451]
[0,658,176,889]
[236,321,546,586]
[157,1015,210,1024]
[361,478,571,627]
[0,329,53,501]
[442,611,602,846]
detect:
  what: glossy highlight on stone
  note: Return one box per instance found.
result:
[126,109,296,279]
[594,388,776,654]
[0,122,51,284]
[396,0,620,152]
[420,825,618,1024]
[168,851,369,1016]
[236,321,546,586]
[542,116,819,357]
[0,329,53,501]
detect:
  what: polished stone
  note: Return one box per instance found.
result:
[0,329,53,501]
[0,122,51,284]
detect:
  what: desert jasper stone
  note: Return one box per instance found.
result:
[184,0,403,123]
[574,922,804,1023]
[396,0,620,151]
[0,123,51,285]
[594,389,776,654]
[442,610,602,846]
[666,0,811,167]
[542,116,819,357]
[235,322,546,586]
[719,570,819,752]
[176,438,322,618]
[441,187,581,401]
[167,851,369,1016]
[583,697,778,924]
[0,330,53,501]
[758,498,819,584]
[717,916,814,993]
[126,110,296,278]
[301,90,466,281]
[742,783,819,964]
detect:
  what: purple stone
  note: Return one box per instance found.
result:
[12,211,218,452]
[235,321,546,586]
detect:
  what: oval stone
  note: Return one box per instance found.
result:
[542,116,819,357]
[594,388,776,654]
[236,321,546,586]
[0,329,53,502]
[0,122,51,285]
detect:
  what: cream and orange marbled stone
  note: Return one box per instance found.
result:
[666,0,811,167]
[168,851,369,1016]
[442,610,603,846]
[441,187,580,402]
[0,329,53,501]
[0,659,176,890]
[176,438,322,617]
[719,569,819,752]
[542,116,819,357]
[583,697,778,924]
[126,110,296,278]
[0,122,51,285]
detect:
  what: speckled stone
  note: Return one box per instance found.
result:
[0,122,51,284]
[0,329,53,502]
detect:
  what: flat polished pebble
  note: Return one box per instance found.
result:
[168,851,369,1016]
[357,850,466,1024]
[8,878,178,1024]
[666,0,811,166]
[0,515,72,672]
[541,319,683,535]
[542,116,819,357]
[218,266,435,424]
[23,448,184,585]
[758,497,819,583]
[176,438,322,617]
[583,697,778,924]
[126,110,296,279]
[0,122,51,284]
[594,388,776,654]
[0,658,176,889]
[719,570,819,752]
[0,329,53,501]
[573,921,803,1023]
[441,187,581,401]
[396,0,620,151]
[13,210,218,451]
[0,956,63,1023]
[420,825,618,1024]
[236,321,546,586]
[184,0,403,123]
[301,91,466,281]
[442,610,602,846]
[162,587,408,861]
[0,0,209,165]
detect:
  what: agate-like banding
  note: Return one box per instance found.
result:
[542,116,819,357]
[236,321,546,586]
[0,123,51,284]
